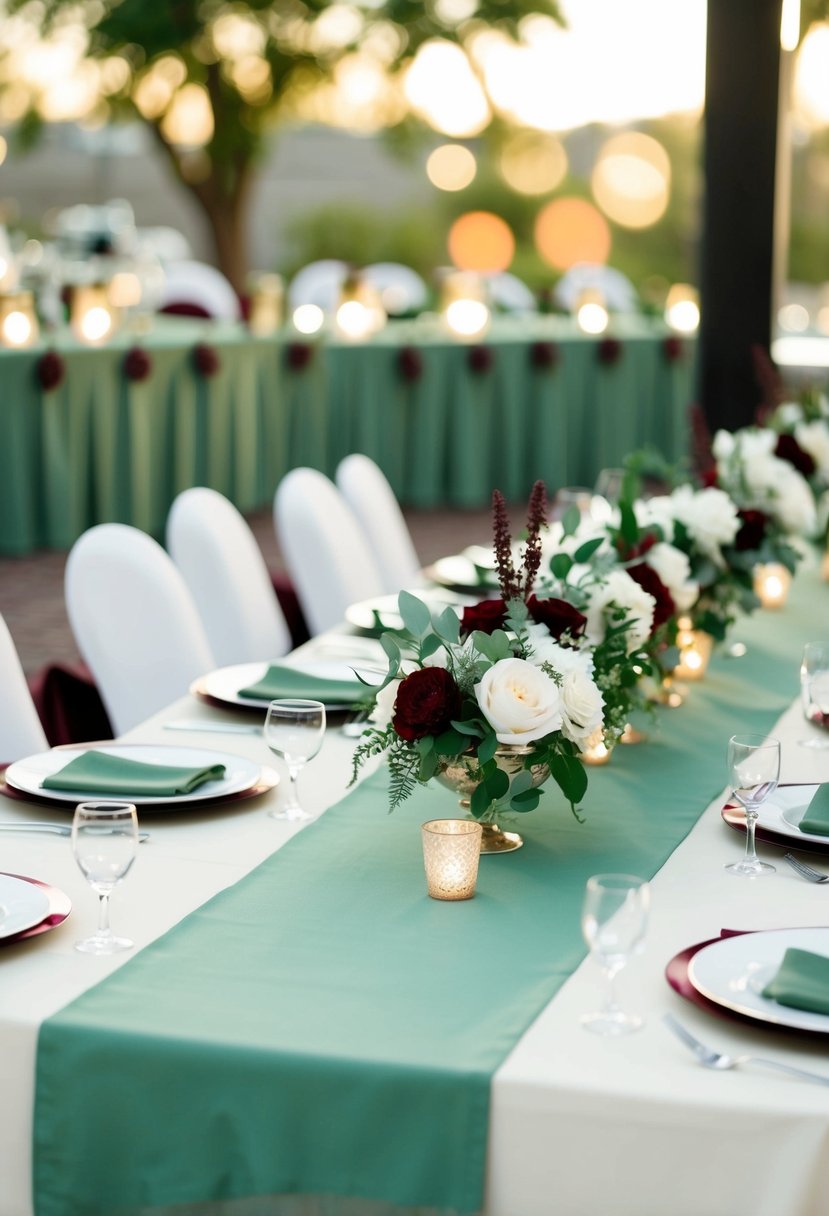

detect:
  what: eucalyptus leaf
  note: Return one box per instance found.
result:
[573,537,603,564]
[550,552,573,580]
[398,590,432,638]
[486,767,510,801]
[419,633,443,660]
[477,733,498,764]
[510,788,541,812]
[470,781,493,819]
[434,728,466,756]
[451,718,487,736]
[619,501,639,545]
[508,769,533,796]
[562,504,581,537]
[549,752,588,806]
[434,607,460,644]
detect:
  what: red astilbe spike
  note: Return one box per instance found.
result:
[688,402,714,480]
[492,489,520,602]
[522,479,548,599]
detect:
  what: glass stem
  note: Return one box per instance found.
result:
[97,891,112,940]
[602,963,623,1015]
[743,804,759,864]
[286,765,302,809]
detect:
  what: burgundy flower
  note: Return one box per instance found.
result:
[36,350,65,391]
[467,344,493,374]
[775,432,816,479]
[123,346,152,382]
[397,345,423,383]
[663,335,684,362]
[615,531,658,561]
[597,337,623,366]
[526,595,587,640]
[392,667,462,742]
[735,508,769,552]
[286,342,313,372]
[192,342,220,378]
[700,466,719,488]
[461,598,508,636]
[530,340,560,371]
[627,563,676,632]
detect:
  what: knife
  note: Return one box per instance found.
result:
[0,822,150,842]
[162,720,262,736]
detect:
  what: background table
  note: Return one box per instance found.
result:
[0,315,694,554]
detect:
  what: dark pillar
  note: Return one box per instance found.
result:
[698,0,783,432]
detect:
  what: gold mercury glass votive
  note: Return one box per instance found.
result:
[421,819,483,901]
[672,617,714,681]
[0,291,39,348]
[753,562,792,609]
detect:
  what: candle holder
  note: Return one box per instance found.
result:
[335,273,385,341]
[248,272,284,336]
[753,562,791,609]
[672,617,713,681]
[70,283,117,345]
[0,291,39,348]
[421,819,483,901]
[581,727,613,766]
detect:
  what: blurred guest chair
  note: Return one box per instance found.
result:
[335,454,422,593]
[65,524,215,736]
[484,272,537,314]
[362,263,429,316]
[0,613,48,760]
[553,262,638,313]
[159,259,242,321]
[274,468,385,636]
[287,260,348,313]
[167,487,292,667]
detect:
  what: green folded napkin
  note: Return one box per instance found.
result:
[799,784,829,836]
[41,751,226,797]
[237,663,367,705]
[761,946,829,1015]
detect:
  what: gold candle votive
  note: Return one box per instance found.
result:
[422,819,482,901]
[248,272,284,336]
[673,617,713,681]
[0,291,39,348]
[70,282,117,345]
[753,562,792,609]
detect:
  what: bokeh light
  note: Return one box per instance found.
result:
[426,144,477,192]
[293,304,325,334]
[160,84,214,147]
[592,132,671,229]
[404,41,490,137]
[794,24,829,124]
[445,299,490,338]
[448,212,515,273]
[664,284,700,333]
[498,133,567,196]
[534,198,612,271]
[0,136,6,167]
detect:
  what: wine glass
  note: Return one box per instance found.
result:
[725,733,780,876]
[799,642,829,750]
[265,699,326,822]
[71,801,139,955]
[580,873,650,1036]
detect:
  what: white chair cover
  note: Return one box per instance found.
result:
[158,259,241,320]
[361,263,429,315]
[273,468,385,636]
[65,524,216,736]
[0,613,48,760]
[167,487,291,667]
[553,262,638,312]
[335,454,422,594]
[287,260,348,312]
[485,271,538,314]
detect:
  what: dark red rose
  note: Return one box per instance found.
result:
[701,466,719,488]
[627,562,676,632]
[526,595,587,640]
[775,432,816,478]
[36,350,65,391]
[615,531,659,561]
[461,598,508,636]
[286,342,313,371]
[123,346,152,382]
[467,344,494,374]
[530,340,560,371]
[597,337,623,365]
[192,342,220,377]
[735,508,769,551]
[392,667,462,742]
[397,345,423,382]
[663,335,684,362]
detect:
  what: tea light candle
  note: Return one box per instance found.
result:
[673,617,713,681]
[0,291,39,348]
[753,562,792,609]
[581,727,613,766]
[421,819,482,901]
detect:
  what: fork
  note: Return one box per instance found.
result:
[783,853,829,884]
[663,1012,829,1086]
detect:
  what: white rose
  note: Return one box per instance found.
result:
[795,420,829,482]
[524,625,594,677]
[560,668,605,746]
[645,542,699,613]
[474,657,562,745]
[369,679,398,729]
[776,402,805,427]
[584,568,655,654]
[774,464,817,536]
[670,485,740,565]
[635,495,677,542]
[711,429,735,461]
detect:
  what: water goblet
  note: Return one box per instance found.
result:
[725,733,780,876]
[265,698,326,822]
[580,873,650,1036]
[799,642,829,750]
[71,800,139,955]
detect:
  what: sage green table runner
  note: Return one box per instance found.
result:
[33,570,820,1216]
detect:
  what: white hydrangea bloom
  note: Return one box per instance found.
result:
[670,485,740,566]
[584,568,656,654]
[795,420,829,483]
[645,542,699,613]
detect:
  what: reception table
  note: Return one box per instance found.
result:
[0,315,693,554]
[2,567,827,1216]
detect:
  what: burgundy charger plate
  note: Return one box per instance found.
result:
[0,873,71,946]
[721,795,829,856]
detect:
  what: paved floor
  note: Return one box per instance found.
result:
[0,504,517,677]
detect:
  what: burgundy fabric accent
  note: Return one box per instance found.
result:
[467,344,494,374]
[123,346,152,382]
[36,350,65,391]
[663,335,684,362]
[192,342,221,377]
[285,342,314,371]
[28,661,113,746]
[159,302,213,319]
[269,572,310,647]
[397,346,423,382]
[597,336,623,365]
[529,340,560,370]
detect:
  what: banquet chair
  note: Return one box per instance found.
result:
[553,262,638,313]
[158,259,242,321]
[0,612,48,760]
[65,524,216,736]
[287,260,348,312]
[273,468,385,635]
[335,454,423,593]
[167,487,292,666]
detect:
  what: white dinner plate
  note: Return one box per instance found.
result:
[688,927,829,1034]
[5,744,262,807]
[0,874,51,940]
[425,555,499,593]
[755,785,829,846]
[344,588,475,632]
[197,659,383,712]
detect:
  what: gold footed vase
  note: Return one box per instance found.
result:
[435,746,549,854]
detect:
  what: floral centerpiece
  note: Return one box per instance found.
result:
[351,483,609,832]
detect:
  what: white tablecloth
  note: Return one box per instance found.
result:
[1,677,829,1216]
